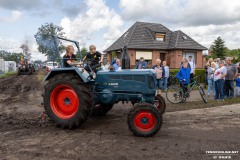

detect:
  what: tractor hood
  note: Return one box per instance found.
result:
[95,69,156,100]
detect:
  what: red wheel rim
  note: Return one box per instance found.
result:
[133,110,156,132]
[50,85,79,119]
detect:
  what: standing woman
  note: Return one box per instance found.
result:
[162,61,169,91]
[207,62,216,97]
[204,58,213,88]
[214,61,227,101]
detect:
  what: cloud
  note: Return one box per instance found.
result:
[0,36,47,61]
[119,0,240,49]
[60,0,123,51]
[119,0,240,26]
[62,3,86,17]
[0,10,23,23]
[179,22,240,49]
[0,37,22,52]
[0,0,44,10]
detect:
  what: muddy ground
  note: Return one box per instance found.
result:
[0,70,239,160]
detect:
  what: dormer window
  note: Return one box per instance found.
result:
[182,36,187,40]
[155,33,166,42]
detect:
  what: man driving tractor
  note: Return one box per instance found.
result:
[63,45,77,67]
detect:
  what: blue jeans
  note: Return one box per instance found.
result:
[163,77,168,91]
[156,79,163,90]
[215,79,225,100]
[208,78,215,96]
[224,80,234,98]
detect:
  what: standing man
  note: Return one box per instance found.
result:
[162,61,169,91]
[63,45,77,67]
[188,56,195,84]
[224,57,238,98]
[152,59,165,90]
[135,57,147,69]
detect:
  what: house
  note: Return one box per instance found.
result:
[104,22,207,68]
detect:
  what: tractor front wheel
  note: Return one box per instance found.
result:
[155,95,166,114]
[43,74,92,128]
[127,103,162,137]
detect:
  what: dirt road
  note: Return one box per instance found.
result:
[0,70,239,160]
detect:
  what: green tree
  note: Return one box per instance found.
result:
[226,49,240,57]
[35,23,65,56]
[212,37,226,59]
[0,50,23,63]
[232,57,237,64]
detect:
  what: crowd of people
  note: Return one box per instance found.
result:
[62,45,240,101]
[205,57,239,101]
[112,56,171,92]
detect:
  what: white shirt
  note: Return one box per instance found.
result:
[164,66,169,78]
[214,66,227,81]
[188,60,195,74]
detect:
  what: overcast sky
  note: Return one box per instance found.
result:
[0,0,240,61]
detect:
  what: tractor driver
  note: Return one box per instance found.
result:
[83,45,103,72]
[63,45,77,67]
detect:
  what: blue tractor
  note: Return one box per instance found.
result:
[40,36,166,137]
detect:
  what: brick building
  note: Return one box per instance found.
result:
[104,22,207,68]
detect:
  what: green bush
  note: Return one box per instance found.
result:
[169,69,205,83]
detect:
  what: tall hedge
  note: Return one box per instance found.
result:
[169,69,205,83]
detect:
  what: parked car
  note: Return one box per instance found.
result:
[46,61,59,74]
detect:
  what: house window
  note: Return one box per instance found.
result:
[136,51,152,60]
[155,33,166,41]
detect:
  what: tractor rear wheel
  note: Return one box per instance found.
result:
[92,103,114,116]
[155,95,166,114]
[127,103,162,137]
[43,74,92,128]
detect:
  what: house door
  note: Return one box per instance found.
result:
[160,53,166,61]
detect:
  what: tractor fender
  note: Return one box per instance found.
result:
[43,68,89,83]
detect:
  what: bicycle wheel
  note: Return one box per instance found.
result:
[168,76,178,86]
[198,85,207,103]
[166,86,184,104]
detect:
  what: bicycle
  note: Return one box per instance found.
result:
[166,76,207,104]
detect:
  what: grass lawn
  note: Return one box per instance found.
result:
[0,72,17,79]
[166,98,240,112]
